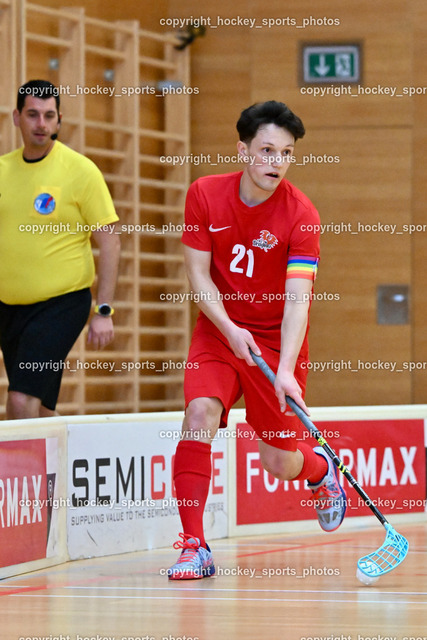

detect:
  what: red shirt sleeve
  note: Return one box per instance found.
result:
[286,200,320,281]
[181,179,212,252]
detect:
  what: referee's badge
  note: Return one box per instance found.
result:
[34,192,56,215]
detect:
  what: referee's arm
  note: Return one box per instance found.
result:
[87,223,120,349]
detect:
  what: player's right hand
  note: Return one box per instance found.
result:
[225,324,261,366]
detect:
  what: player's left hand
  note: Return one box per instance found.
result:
[274,368,310,416]
[87,315,114,350]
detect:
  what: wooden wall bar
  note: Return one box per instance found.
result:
[0,0,190,416]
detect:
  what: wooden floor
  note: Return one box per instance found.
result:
[2,522,427,639]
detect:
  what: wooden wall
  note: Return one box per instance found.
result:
[19,0,169,27]
[3,0,427,411]
[165,0,427,407]
[411,0,427,404]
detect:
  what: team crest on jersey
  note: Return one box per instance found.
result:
[34,193,56,215]
[252,229,278,252]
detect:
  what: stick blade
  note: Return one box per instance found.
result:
[357,523,409,578]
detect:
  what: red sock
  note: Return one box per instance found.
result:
[173,440,212,548]
[292,442,328,484]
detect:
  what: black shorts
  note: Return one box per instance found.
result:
[0,288,92,410]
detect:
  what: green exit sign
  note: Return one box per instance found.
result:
[303,45,361,83]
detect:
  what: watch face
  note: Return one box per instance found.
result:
[98,304,112,316]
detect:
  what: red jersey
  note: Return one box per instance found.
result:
[181,171,320,350]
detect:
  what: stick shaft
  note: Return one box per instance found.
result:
[250,350,388,527]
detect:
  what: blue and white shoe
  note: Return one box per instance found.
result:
[167,533,215,580]
[307,447,347,532]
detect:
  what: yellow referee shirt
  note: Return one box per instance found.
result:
[0,142,119,304]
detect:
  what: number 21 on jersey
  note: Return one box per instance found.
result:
[230,244,254,278]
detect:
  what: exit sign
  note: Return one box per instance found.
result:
[302,45,361,83]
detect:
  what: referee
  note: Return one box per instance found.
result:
[0,79,120,419]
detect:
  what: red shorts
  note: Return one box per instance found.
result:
[184,316,309,451]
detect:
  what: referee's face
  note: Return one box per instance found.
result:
[13,96,60,157]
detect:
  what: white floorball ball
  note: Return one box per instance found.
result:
[356,566,380,586]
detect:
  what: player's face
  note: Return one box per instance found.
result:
[237,124,295,201]
[13,96,60,157]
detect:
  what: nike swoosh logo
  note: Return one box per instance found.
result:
[209,224,232,232]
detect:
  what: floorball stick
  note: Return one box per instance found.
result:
[250,349,409,583]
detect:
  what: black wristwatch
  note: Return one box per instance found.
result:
[94,303,115,317]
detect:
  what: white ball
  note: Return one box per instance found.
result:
[356,566,380,586]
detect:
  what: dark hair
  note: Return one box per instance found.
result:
[236,100,305,143]
[17,80,60,114]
